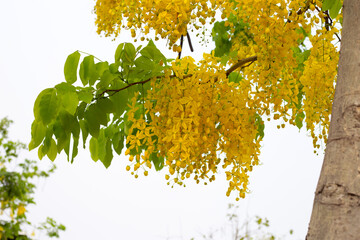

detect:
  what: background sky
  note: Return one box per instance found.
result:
[0,1,324,239]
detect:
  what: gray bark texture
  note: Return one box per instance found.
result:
[306,0,360,239]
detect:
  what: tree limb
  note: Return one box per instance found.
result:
[225,56,257,77]
[99,55,258,97]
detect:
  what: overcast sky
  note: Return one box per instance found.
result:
[0,1,323,239]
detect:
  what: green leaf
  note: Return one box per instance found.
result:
[79,55,98,86]
[135,56,155,70]
[97,129,106,161]
[297,50,310,65]
[228,72,243,83]
[97,129,114,168]
[55,82,79,115]
[59,111,80,138]
[64,51,80,84]
[104,124,116,138]
[89,137,99,162]
[38,145,45,160]
[47,138,57,161]
[124,117,130,136]
[123,43,136,64]
[93,103,108,126]
[101,140,113,168]
[63,135,71,161]
[84,104,107,137]
[62,92,79,115]
[77,88,94,104]
[329,0,342,19]
[112,131,124,155]
[296,85,304,110]
[55,82,76,93]
[322,0,342,18]
[109,62,120,74]
[296,26,309,39]
[76,101,87,119]
[98,70,116,89]
[29,120,46,150]
[110,80,128,117]
[53,121,70,153]
[96,61,109,76]
[79,120,89,148]
[41,132,52,156]
[126,85,137,103]
[140,40,166,62]
[34,88,60,125]
[322,0,336,11]
[97,98,115,113]
[150,152,164,171]
[71,137,79,163]
[254,114,265,140]
[85,118,99,138]
[295,112,305,130]
[115,43,124,62]
[212,21,232,57]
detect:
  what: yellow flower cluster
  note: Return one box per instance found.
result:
[224,0,339,140]
[300,27,339,150]
[125,55,261,198]
[94,0,224,48]
[228,0,309,119]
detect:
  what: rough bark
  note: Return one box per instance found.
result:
[306,0,360,239]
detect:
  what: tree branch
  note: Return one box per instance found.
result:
[225,56,258,77]
[99,55,258,97]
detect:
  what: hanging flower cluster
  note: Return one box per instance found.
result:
[124,55,261,199]
[300,27,340,149]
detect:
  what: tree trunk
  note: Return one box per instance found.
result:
[306,0,360,239]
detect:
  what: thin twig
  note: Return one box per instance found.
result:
[178,35,184,59]
[77,50,103,62]
[334,32,341,42]
[187,32,194,52]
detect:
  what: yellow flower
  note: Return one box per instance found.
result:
[17,204,26,216]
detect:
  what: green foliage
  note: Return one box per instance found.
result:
[228,72,244,84]
[30,40,169,169]
[254,114,265,140]
[322,0,342,18]
[212,21,232,58]
[0,118,65,239]
[212,15,253,62]
[38,217,66,238]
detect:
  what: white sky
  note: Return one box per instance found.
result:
[0,1,323,239]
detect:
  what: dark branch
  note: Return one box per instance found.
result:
[334,32,341,42]
[178,35,184,59]
[98,56,258,97]
[226,56,258,77]
[315,7,341,42]
[187,32,194,52]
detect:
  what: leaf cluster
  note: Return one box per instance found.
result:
[30,40,168,169]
